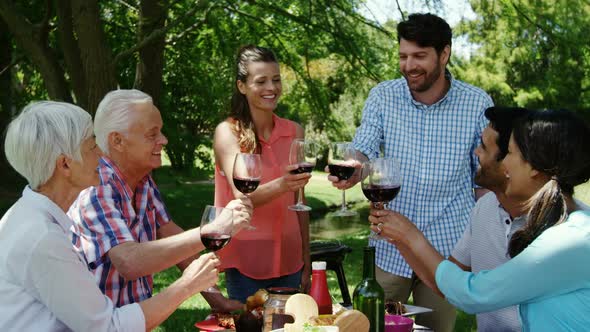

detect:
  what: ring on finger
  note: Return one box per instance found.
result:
[376,222,384,235]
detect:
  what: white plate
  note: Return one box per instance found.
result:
[402,304,433,316]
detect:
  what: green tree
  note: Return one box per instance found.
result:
[455,0,590,110]
[0,0,394,171]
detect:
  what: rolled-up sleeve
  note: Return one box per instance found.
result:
[29,231,145,331]
[353,85,385,159]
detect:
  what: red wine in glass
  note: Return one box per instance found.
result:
[290,162,315,174]
[232,153,262,229]
[329,142,358,217]
[362,184,401,203]
[200,205,233,292]
[328,164,355,180]
[361,158,402,239]
[233,177,260,194]
[201,233,232,251]
[288,139,317,211]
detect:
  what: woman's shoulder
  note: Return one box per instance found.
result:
[214,118,239,142]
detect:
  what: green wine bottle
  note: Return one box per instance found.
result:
[353,246,385,332]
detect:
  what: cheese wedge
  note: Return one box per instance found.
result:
[284,294,319,332]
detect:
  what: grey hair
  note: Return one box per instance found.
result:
[4,101,93,190]
[94,89,153,155]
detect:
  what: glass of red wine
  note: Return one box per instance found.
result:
[200,205,233,292]
[288,139,317,211]
[328,142,358,217]
[361,158,402,239]
[233,153,262,229]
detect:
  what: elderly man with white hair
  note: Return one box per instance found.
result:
[68,89,251,310]
[0,101,221,331]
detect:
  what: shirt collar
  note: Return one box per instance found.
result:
[99,156,150,199]
[258,113,291,145]
[22,186,73,233]
[405,69,455,107]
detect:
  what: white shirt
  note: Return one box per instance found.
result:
[0,187,145,332]
[452,192,524,332]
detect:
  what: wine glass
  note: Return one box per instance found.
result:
[361,158,402,239]
[200,205,233,292]
[233,153,262,229]
[288,139,317,211]
[328,142,358,217]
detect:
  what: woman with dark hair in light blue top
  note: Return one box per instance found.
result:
[371,108,590,331]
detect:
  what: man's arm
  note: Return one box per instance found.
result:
[108,222,203,280]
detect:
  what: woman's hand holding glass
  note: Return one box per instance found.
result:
[361,158,402,239]
[288,139,318,211]
[368,209,417,245]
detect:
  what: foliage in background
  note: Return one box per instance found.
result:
[454,0,590,111]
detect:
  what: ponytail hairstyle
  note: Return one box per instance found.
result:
[230,45,278,153]
[508,109,590,257]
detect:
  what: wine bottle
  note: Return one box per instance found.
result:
[353,246,384,332]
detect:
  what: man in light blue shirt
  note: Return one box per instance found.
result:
[449,106,528,332]
[331,13,492,331]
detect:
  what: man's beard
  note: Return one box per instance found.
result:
[404,63,443,93]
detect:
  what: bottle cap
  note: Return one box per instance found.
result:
[312,261,327,270]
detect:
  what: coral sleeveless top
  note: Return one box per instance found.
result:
[215,114,303,279]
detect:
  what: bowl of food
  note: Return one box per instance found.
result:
[384,314,413,332]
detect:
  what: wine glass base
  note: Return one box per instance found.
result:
[332,209,358,217]
[288,204,312,212]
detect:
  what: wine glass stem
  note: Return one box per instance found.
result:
[340,189,347,210]
[297,188,304,205]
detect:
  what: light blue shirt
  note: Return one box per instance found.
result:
[437,210,590,332]
[353,73,493,277]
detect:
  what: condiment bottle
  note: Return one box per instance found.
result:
[353,246,384,332]
[309,261,333,315]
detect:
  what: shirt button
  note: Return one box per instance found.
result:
[505,219,511,225]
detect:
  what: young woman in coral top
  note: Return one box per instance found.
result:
[211,45,312,307]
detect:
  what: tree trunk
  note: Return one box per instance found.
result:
[55,0,88,110]
[70,0,117,115]
[134,0,167,108]
[0,18,14,171]
[0,0,72,102]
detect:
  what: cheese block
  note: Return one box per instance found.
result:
[333,310,369,332]
[284,294,319,332]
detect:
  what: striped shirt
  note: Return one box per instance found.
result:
[68,157,171,306]
[353,72,493,278]
[452,192,524,332]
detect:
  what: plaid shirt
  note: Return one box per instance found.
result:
[353,73,493,278]
[68,157,171,306]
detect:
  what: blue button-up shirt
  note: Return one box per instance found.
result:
[353,73,492,277]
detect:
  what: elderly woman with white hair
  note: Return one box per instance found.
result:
[0,101,221,331]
